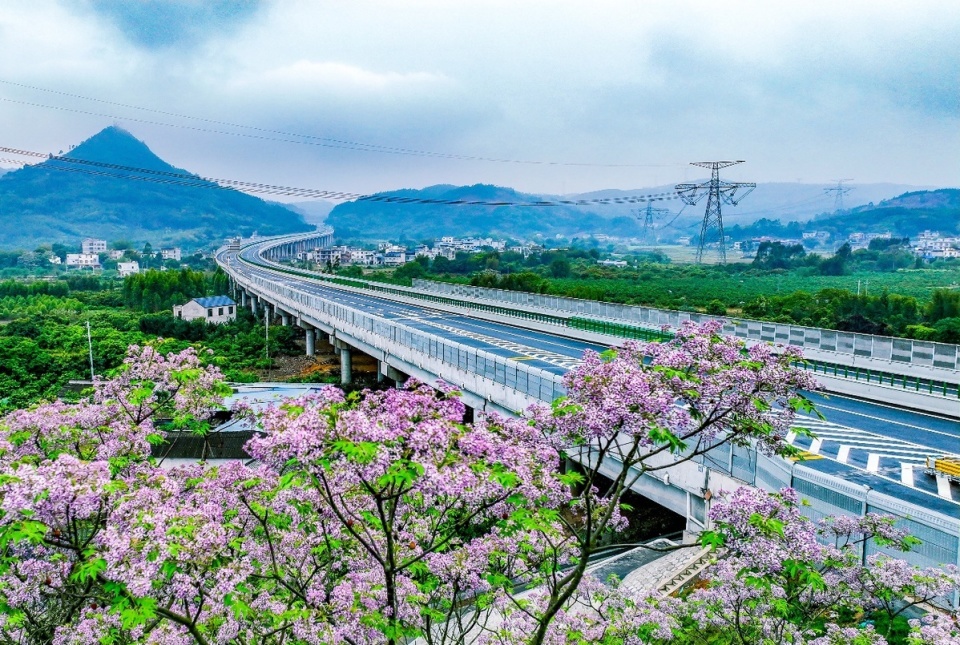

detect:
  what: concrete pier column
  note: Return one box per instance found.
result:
[280,311,290,326]
[340,348,352,385]
[250,294,258,316]
[305,328,315,356]
[240,290,247,306]
[377,360,385,383]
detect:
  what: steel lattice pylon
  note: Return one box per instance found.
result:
[635,201,672,244]
[824,178,854,212]
[675,160,755,264]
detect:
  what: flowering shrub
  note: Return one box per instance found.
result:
[0,327,956,644]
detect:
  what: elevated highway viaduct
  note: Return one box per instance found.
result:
[217,232,959,581]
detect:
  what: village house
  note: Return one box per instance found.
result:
[161,247,182,261]
[65,253,101,269]
[117,261,140,277]
[81,238,107,255]
[173,296,237,324]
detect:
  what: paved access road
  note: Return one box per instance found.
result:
[224,244,960,512]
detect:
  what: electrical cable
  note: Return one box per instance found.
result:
[0,145,684,207]
[0,81,685,168]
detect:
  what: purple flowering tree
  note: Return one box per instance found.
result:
[513,321,819,644]
[0,327,957,644]
[0,345,232,643]
[654,486,960,644]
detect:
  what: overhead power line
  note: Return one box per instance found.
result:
[0,79,683,168]
[0,146,682,208]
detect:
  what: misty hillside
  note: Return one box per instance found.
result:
[326,181,940,241]
[0,126,311,250]
[285,200,337,225]
[327,184,642,241]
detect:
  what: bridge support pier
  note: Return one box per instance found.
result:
[305,328,315,356]
[377,361,385,383]
[383,364,407,385]
[333,339,352,385]
[250,295,258,317]
[280,311,290,326]
[340,348,352,385]
[240,290,247,307]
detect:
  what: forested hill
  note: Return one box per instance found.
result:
[0,126,311,250]
[811,189,960,237]
[326,184,645,240]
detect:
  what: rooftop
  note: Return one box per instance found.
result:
[192,295,236,308]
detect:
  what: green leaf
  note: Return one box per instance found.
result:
[72,557,107,583]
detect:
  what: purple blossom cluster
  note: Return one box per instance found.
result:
[0,328,955,644]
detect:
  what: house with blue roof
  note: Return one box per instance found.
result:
[173,295,237,324]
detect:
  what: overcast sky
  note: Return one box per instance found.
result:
[0,0,957,197]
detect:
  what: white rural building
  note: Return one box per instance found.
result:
[173,296,237,324]
[161,247,182,261]
[117,261,140,277]
[65,253,101,269]
[81,238,107,255]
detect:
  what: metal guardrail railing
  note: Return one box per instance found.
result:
[236,241,960,401]
[412,279,960,374]
[226,261,566,406]
[805,359,960,398]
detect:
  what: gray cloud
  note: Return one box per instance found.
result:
[0,1,956,194]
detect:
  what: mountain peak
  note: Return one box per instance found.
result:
[0,126,310,249]
[65,125,180,173]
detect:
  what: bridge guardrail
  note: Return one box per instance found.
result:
[705,446,959,602]
[411,279,960,374]
[228,264,566,406]
[240,246,960,401]
[805,359,960,398]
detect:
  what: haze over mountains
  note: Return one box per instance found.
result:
[325,182,942,242]
[0,127,310,250]
[0,126,952,250]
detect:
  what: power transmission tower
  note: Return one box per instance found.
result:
[675,161,755,264]
[635,201,671,244]
[824,179,854,212]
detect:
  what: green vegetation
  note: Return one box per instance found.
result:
[0,126,311,250]
[0,269,301,411]
[356,244,960,342]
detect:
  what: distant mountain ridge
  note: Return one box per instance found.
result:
[0,126,311,250]
[326,181,946,241]
[327,183,644,241]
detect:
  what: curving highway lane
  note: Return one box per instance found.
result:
[219,241,960,516]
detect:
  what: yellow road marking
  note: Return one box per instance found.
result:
[789,451,824,462]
